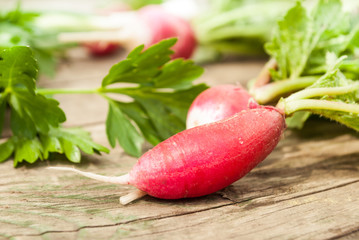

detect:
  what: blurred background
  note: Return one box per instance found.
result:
[1,0,358,78]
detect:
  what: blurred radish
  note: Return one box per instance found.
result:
[83,42,120,56]
[82,2,131,56]
[186,84,256,128]
[138,6,197,59]
[58,5,197,58]
[50,105,285,205]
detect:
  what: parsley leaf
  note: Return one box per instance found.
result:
[1,39,207,164]
[0,47,66,138]
[0,46,38,93]
[100,39,207,156]
[0,46,108,166]
[106,99,144,157]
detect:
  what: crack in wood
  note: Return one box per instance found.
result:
[10,179,359,238]
[13,180,359,239]
[277,179,359,203]
[12,201,240,237]
[327,226,359,240]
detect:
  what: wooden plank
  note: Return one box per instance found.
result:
[1,0,359,239]
[1,119,359,239]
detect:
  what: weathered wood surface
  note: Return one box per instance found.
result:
[1,1,359,240]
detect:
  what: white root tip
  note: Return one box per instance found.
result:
[120,189,147,205]
[48,167,130,185]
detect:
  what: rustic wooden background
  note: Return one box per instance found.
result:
[1,1,359,239]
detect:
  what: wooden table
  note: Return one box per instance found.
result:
[1,1,359,239]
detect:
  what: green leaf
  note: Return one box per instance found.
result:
[0,46,107,166]
[116,101,162,146]
[265,1,310,80]
[0,5,68,77]
[10,106,37,138]
[13,137,43,167]
[266,0,352,81]
[9,90,66,136]
[102,39,176,87]
[100,39,207,155]
[40,134,62,159]
[0,47,65,138]
[49,127,109,155]
[119,0,163,10]
[60,138,81,163]
[134,97,185,140]
[285,111,311,129]
[106,100,144,157]
[284,54,359,131]
[153,59,204,90]
[0,95,7,136]
[0,139,15,163]
[0,46,38,93]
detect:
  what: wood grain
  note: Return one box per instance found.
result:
[0,0,358,239]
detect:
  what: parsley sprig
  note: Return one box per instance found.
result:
[0,47,109,166]
[0,39,207,166]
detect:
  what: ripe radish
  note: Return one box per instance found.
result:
[138,6,197,59]
[50,105,285,205]
[83,42,120,56]
[59,6,197,59]
[186,85,257,128]
[82,3,129,56]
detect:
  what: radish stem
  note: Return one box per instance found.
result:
[250,76,319,104]
[281,99,359,115]
[252,58,277,88]
[285,84,359,102]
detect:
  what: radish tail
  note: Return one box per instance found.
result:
[48,167,130,185]
[119,189,147,205]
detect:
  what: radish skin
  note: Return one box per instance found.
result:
[186,85,256,128]
[138,6,197,59]
[83,42,120,56]
[50,106,285,203]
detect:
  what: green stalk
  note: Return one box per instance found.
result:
[285,84,359,102]
[197,1,291,34]
[199,25,272,43]
[36,86,143,96]
[280,99,359,115]
[250,76,319,104]
[37,88,99,95]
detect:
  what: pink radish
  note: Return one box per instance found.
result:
[83,42,120,56]
[186,84,256,128]
[138,6,197,59]
[50,105,285,205]
[82,3,129,56]
[59,6,197,59]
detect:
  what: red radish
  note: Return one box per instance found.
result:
[138,6,197,59]
[83,42,120,56]
[50,105,285,205]
[82,3,130,56]
[186,85,256,128]
[59,6,197,59]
